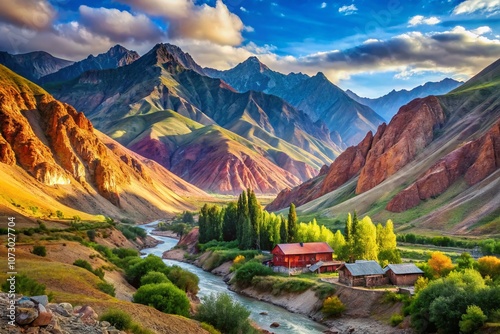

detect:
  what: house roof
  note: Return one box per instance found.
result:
[273,242,333,255]
[384,263,424,275]
[341,260,384,276]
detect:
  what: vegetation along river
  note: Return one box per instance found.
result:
[140,222,327,334]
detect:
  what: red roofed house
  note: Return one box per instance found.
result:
[271,242,341,273]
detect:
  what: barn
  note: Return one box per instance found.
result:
[384,263,424,286]
[271,242,335,272]
[337,260,388,287]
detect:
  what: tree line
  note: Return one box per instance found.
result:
[198,190,400,265]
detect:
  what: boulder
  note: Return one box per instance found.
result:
[16,307,38,325]
[270,322,280,328]
[74,305,98,325]
[31,295,49,306]
[31,304,53,326]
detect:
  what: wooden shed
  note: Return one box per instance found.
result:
[337,260,388,287]
[271,242,334,269]
[384,263,424,286]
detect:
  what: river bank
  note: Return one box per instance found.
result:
[162,242,412,334]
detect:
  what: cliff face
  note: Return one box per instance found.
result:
[0,64,209,218]
[387,120,500,212]
[356,96,446,194]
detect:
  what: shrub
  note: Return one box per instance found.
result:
[140,271,170,286]
[56,210,64,219]
[390,314,404,327]
[99,309,132,330]
[167,266,199,294]
[459,305,487,334]
[322,296,345,317]
[125,255,170,287]
[129,322,155,334]
[93,267,105,280]
[414,276,429,294]
[1,274,46,296]
[133,283,190,316]
[97,281,116,297]
[201,322,222,334]
[73,259,93,272]
[234,261,273,287]
[87,229,96,242]
[32,245,46,257]
[196,293,255,334]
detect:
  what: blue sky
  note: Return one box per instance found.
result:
[0,0,498,97]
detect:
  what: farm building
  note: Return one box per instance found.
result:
[271,242,338,272]
[337,260,389,287]
[384,263,424,286]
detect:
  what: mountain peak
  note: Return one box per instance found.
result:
[239,56,270,72]
[146,43,205,75]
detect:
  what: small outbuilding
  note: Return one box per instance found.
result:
[384,263,424,286]
[337,260,388,287]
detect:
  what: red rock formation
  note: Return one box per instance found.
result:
[356,96,445,194]
[387,120,500,212]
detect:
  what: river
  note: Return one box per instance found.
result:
[139,222,327,334]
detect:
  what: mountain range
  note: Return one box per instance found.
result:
[0,64,209,221]
[205,57,385,147]
[346,78,463,122]
[43,43,343,194]
[267,58,500,236]
[0,51,73,82]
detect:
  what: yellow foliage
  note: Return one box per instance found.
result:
[233,255,246,265]
[428,251,454,277]
[477,256,500,279]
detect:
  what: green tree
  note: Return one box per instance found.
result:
[140,271,170,286]
[167,265,200,294]
[182,211,195,224]
[198,204,209,243]
[352,216,378,261]
[196,293,255,334]
[459,305,487,334]
[133,283,190,316]
[126,255,170,287]
[279,216,288,245]
[248,189,261,249]
[222,202,238,241]
[287,203,297,243]
[457,252,476,270]
[344,213,353,243]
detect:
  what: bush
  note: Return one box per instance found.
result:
[99,309,132,330]
[390,314,404,327]
[32,245,46,257]
[73,259,93,272]
[196,293,256,334]
[322,296,345,317]
[140,271,170,286]
[167,266,199,294]
[129,322,155,334]
[201,322,222,334]
[234,261,273,287]
[459,305,487,334]
[97,281,115,297]
[1,274,46,296]
[125,255,170,287]
[87,229,96,242]
[133,283,190,316]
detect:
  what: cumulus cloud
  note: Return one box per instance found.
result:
[321,2,327,9]
[0,0,55,30]
[452,0,500,15]
[119,0,245,46]
[79,6,164,42]
[408,15,441,26]
[338,4,358,15]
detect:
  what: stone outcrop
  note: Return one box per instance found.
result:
[0,293,122,334]
[356,96,446,194]
[387,120,500,212]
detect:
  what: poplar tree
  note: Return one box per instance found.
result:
[287,203,297,243]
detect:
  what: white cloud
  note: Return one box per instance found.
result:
[79,6,164,42]
[338,4,358,15]
[243,26,255,32]
[0,0,55,30]
[452,0,500,15]
[471,26,492,35]
[408,15,441,26]
[321,2,327,9]
[240,7,248,13]
[119,0,245,46]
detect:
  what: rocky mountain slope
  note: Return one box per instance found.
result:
[40,45,139,84]
[0,51,73,82]
[45,43,341,194]
[206,57,384,146]
[267,58,500,237]
[346,78,463,122]
[0,64,209,221]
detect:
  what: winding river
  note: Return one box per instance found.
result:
[140,222,327,334]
